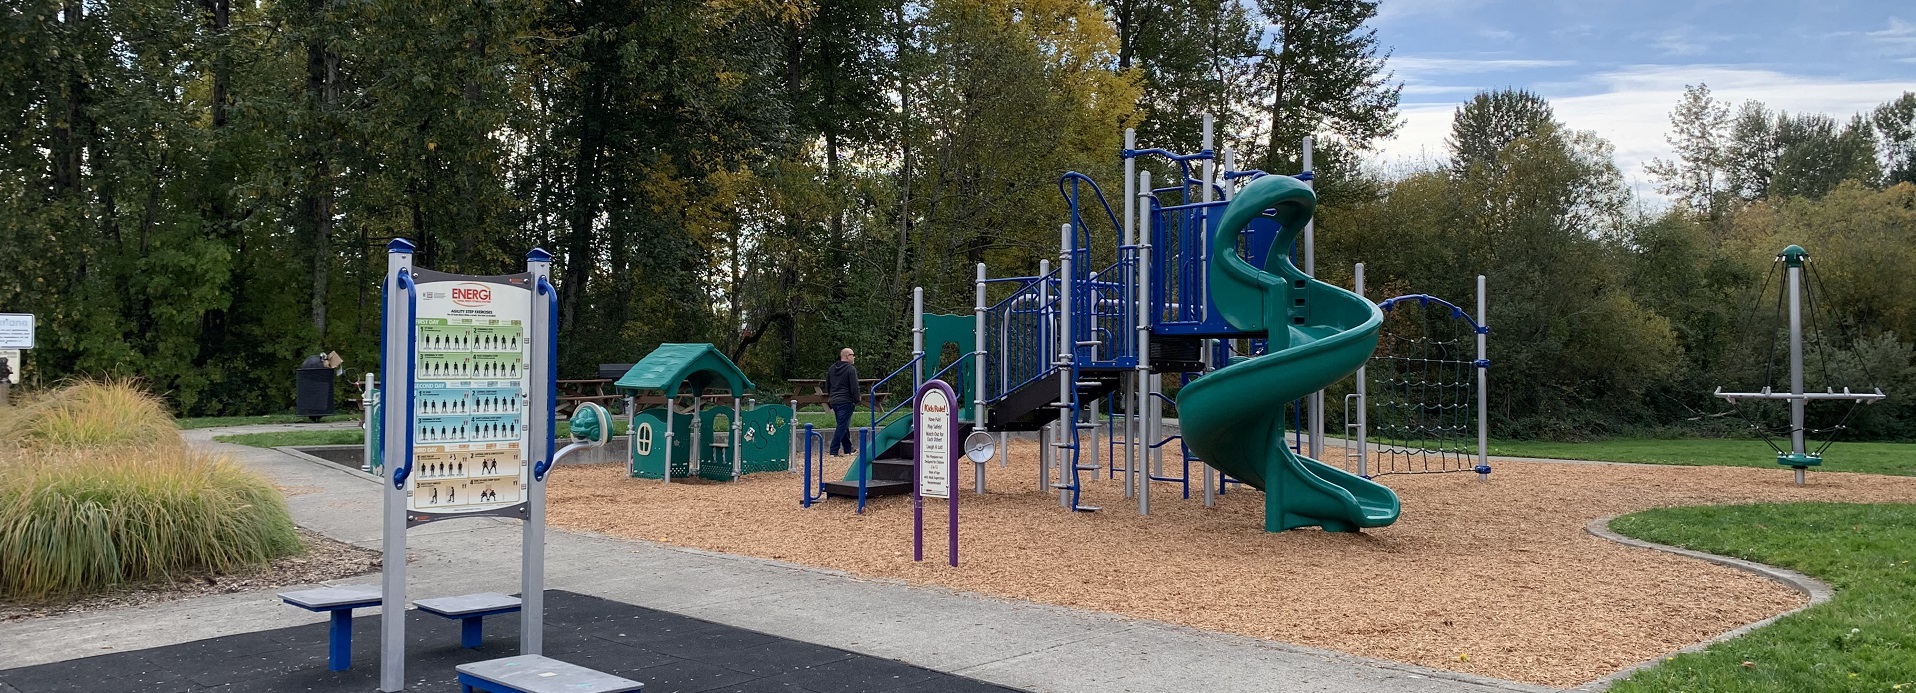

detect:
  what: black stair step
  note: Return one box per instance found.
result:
[821,478,913,498]
[870,458,915,481]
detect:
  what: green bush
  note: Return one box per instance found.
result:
[0,381,301,601]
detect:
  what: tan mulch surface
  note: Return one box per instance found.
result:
[0,528,379,623]
[545,442,1916,687]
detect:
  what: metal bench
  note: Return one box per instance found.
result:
[278,584,383,671]
[456,654,643,693]
[413,592,523,649]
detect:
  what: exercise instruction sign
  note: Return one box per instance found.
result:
[408,270,534,522]
[913,379,958,566]
[0,314,33,349]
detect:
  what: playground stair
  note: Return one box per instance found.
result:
[986,369,1122,432]
[822,420,975,499]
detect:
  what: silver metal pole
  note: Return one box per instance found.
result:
[523,250,553,656]
[1476,274,1489,482]
[663,403,674,484]
[1303,136,1324,461]
[913,287,925,390]
[975,262,988,494]
[1788,262,1806,485]
[379,241,413,692]
[788,398,798,467]
[1059,223,1074,508]
[1356,263,1369,478]
[1136,171,1153,516]
[362,373,375,472]
[732,396,743,479]
[1123,128,1138,502]
[1222,149,1235,199]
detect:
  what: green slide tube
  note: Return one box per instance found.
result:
[1174,174,1401,532]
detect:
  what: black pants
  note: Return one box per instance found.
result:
[830,403,855,455]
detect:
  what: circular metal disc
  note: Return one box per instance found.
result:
[963,430,996,463]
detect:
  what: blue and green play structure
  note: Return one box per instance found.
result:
[615,343,792,482]
[800,115,1410,533]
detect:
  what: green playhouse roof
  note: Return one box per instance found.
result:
[613,343,755,397]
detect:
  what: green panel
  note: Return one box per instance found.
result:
[1174,174,1402,533]
[923,313,978,416]
[628,408,692,480]
[739,405,793,474]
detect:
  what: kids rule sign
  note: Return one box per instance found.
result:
[913,379,958,566]
[408,269,534,523]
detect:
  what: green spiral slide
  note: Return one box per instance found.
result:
[1174,175,1402,533]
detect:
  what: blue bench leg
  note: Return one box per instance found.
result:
[328,610,353,671]
[461,616,483,649]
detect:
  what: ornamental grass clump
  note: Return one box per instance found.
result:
[0,379,180,451]
[0,381,301,601]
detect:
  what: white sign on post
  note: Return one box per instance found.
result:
[0,314,33,349]
[916,387,952,499]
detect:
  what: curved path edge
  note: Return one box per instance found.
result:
[1569,515,1835,691]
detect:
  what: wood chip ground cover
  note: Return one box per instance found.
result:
[544,443,1916,687]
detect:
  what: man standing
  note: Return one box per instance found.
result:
[826,348,859,455]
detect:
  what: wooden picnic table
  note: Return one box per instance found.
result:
[786,378,889,407]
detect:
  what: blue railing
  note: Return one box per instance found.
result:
[984,271,1059,403]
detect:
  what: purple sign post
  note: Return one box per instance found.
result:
[912,379,958,566]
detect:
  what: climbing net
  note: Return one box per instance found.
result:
[1362,294,1488,476]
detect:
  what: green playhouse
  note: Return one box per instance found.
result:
[615,343,794,482]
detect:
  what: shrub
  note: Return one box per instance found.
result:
[0,380,180,451]
[0,380,301,601]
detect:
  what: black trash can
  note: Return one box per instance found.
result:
[296,355,337,421]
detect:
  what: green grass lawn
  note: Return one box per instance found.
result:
[177,414,359,429]
[1487,438,1916,477]
[214,430,363,447]
[1607,503,1916,692]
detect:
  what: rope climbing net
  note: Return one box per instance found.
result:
[1363,294,1489,476]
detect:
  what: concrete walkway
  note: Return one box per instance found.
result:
[0,426,1556,693]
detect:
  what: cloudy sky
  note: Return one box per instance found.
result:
[1367,0,1916,199]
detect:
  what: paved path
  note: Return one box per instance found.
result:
[0,426,1555,693]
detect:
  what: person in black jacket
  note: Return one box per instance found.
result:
[826,348,859,455]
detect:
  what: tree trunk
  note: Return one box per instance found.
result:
[305,4,337,346]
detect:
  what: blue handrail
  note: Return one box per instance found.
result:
[1378,293,1489,334]
[534,276,560,481]
[392,269,418,490]
[1059,172,1122,248]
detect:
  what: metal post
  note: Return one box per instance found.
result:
[732,396,743,479]
[913,287,926,391]
[1476,274,1489,482]
[1136,171,1153,517]
[1222,149,1235,199]
[1788,262,1806,485]
[378,240,414,693]
[1303,136,1324,461]
[1356,263,1370,478]
[523,249,553,656]
[1124,128,1139,503]
[362,373,376,472]
[663,403,675,484]
[1059,222,1074,509]
[788,398,799,468]
[974,262,988,494]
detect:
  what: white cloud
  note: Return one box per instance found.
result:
[1391,57,1579,74]
[1371,66,1916,202]
[1375,0,1494,24]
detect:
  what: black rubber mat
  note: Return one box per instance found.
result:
[0,590,1025,693]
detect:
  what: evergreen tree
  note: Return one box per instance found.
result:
[1248,0,1400,171]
